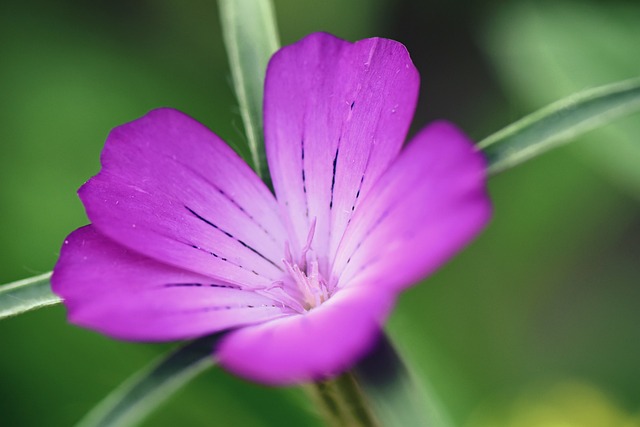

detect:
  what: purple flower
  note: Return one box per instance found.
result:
[52,33,491,385]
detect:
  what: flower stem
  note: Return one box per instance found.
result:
[307,371,380,427]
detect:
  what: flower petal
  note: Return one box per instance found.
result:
[216,285,395,385]
[332,121,491,290]
[52,226,290,341]
[264,33,419,273]
[80,108,286,289]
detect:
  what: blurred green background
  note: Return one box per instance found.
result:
[1,0,639,426]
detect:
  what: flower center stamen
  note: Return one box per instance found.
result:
[275,218,330,311]
[282,257,330,310]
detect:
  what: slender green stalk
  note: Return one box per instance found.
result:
[308,334,448,427]
[218,0,280,183]
[307,372,380,427]
[354,335,448,427]
[0,272,59,320]
[76,336,218,427]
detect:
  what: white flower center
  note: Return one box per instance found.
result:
[282,256,330,311]
[266,218,332,313]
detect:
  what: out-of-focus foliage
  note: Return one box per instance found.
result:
[466,380,640,427]
[1,0,639,426]
[484,0,640,196]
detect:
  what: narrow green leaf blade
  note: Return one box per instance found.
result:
[0,272,60,320]
[354,335,452,427]
[479,77,640,175]
[76,336,218,427]
[218,0,280,182]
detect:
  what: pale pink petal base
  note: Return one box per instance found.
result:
[216,286,395,385]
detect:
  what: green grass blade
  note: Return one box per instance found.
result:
[479,77,640,175]
[76,336,218,427]
[0,272,60,320]
[218,0,280,183]
[354,335,452,427]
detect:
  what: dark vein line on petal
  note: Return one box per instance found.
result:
[301,139,306,194]
[164,282,242,289]
[168,155,280,245]
[187,242,266,279]
[335,168,430,285]
[183,304,283,314]
[327,103,374,276]
[185,206,283,272]
[346,140,375,226]
[185,241,278,284]
[301,137,310,219]
[340,253,382,286]
[215,187,276,243]
[329,146,339,210]
[352,175,365,213]
[336,207,392,285]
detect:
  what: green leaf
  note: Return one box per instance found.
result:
[0,272,60,320]
[482,1,640,190]
[218,0,280,183]
[478,77,640,175]
[76,336,218,427]
[353,334,453,427]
